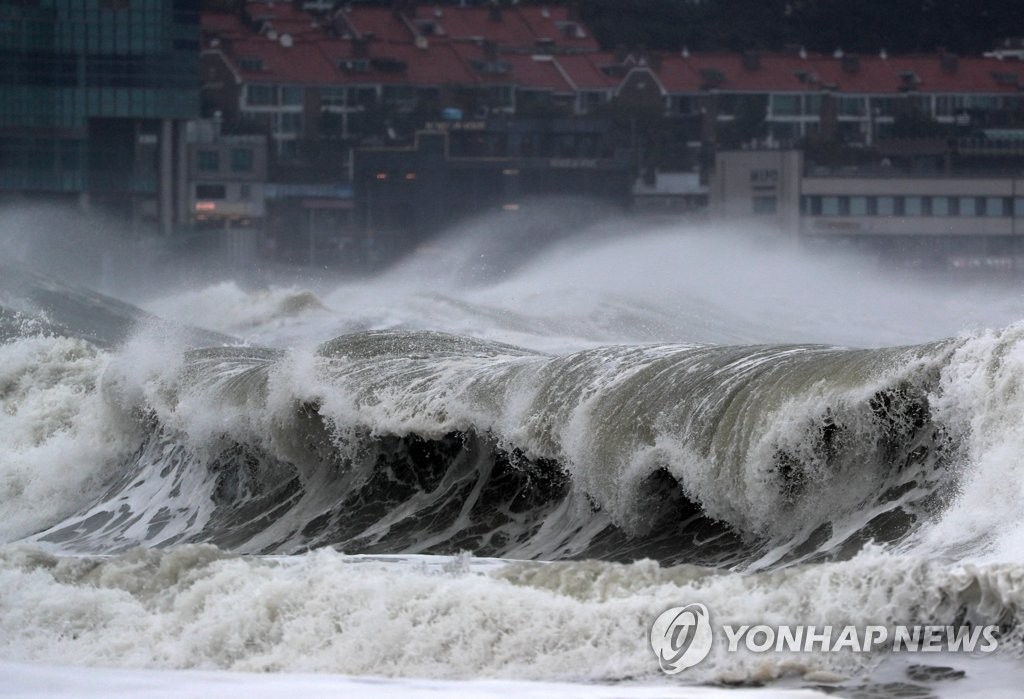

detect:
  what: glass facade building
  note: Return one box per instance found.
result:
[0,0,199,208]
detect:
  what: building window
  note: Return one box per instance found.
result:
[821,196,839,216]
[354,87,378,107]
[278,112,303,134]
[870,96,903,117]
[986,196,1010,216]
[932,196,950,217]
[771,94,801,117]
[382,85,417,111]
[281,86,304,106]
[960,196,978,216]
[1015,198,1024,217]
[246,84,276,107]
[321,86,348,108]
[239,184,251,200]
[905,196,923,216]
[934,95,965,117]
[239,57,263,72]
[850,196,868,216]
[753,196,777,215]
[197,150,219,172]
[669,95,694,115]
[837,96,866,117]
[195,183,226,199]
[230,148,253,172]
[877,197,895,216]
[803,94,822,116]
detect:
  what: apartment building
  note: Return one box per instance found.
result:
[713,148,1024,268]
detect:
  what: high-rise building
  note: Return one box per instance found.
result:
[0,0,200,233]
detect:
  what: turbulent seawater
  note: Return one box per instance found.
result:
[3,224,1024,695]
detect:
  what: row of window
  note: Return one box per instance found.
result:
[770,94,1024,120]
[0,54,197,90]
[802,195,1024,218]
[196,147,254,173]
[0,86,197,127]
[2,13,195,57]
[240,111,304,136]
[195,183,251,200]
[667,92,1024,120]
[245,84,438,110]
[245,84,304,108]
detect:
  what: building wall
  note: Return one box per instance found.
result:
[710,149,802,233]
[200,51,242,124]
[801,176,1024,238]
[714,148,1024,265]
[187,134,267,223]
[354,120,634,264]
[0,0,200,229]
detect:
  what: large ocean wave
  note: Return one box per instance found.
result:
[3,227,1024,687]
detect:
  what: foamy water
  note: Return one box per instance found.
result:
[2,217,1024,696]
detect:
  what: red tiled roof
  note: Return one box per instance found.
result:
[316,41,479,87]
[557,53,619,90]
[231,36,335,84]
[516,7,599,52]
[412,6,536,46]
[505,54,573,92]
[338,7,415,44]
[203,7,1024,97]
[653,52,1024,95]
[201,11,245,38]
[884,55,1022,93]
[445,44,572,91]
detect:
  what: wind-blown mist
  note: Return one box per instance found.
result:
[144,213,1024,351]
[3,204,1024,692]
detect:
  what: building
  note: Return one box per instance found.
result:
[186,118,267,229]
[713,148,1024,269]
[0,0,201,234]
[354,117,634,263]
[632,171,708,216]
[195,3,1024,267]
[263,181,355,266]
[200,2,602,165]
[801,170,1024,267]
[200,5,1024,177]
[709,149,801,234]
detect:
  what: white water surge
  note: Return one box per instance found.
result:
[2,218,1024,696]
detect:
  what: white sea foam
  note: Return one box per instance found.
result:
[0,336,127,542]
[5,220,1024,694]
[0,545,1020,688]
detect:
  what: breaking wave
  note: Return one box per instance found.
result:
[4,237,1024,686]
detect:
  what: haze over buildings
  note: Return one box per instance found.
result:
[3,0,1024,269]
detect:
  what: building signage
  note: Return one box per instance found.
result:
[549,158,600,168]
[425,121,487,132]
[751,169,779,190]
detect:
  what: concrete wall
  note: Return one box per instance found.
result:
[713,151,1024,242]
[802,175,1024,237]
[710,149,802,234]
